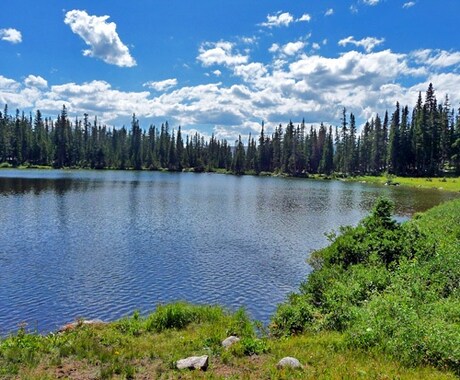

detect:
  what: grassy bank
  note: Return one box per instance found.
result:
[0,304,455,379]
[350,175,460,192]
[2,199,460,379]
[272,197,460,376]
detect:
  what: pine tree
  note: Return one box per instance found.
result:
[130,114,142,170]
[387,102,401,174]
[232,135,245,174]
[319,126,334,174]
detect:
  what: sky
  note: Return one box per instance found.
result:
[1,0,459,140]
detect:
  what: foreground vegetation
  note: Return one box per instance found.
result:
[0,303,455,379]
[1,198,459,379]
[273,197,460,375]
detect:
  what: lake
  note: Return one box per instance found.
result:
[0,169,457,335]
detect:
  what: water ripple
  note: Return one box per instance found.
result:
[0,170,457,335]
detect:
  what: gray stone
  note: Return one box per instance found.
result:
[176,355,209,371]
[58,319,106,332]
[277,356,302,369]
[222,335,240,348]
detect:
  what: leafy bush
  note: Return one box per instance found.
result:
[271,197,460,374]
[226,308,255,338]
[145,302,223,332]
[271,294,317,336]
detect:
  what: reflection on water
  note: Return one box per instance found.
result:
[0,169,457,335]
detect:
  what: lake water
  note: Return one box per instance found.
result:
[0,169,457,335]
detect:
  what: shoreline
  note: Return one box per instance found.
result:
[1,165,460,193]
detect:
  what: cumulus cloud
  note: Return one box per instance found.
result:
[260,11,311,28]
[0,28,22,44]
[233,62,267,83]
[197,41,248,67]
[2,38,460,143]
[338,36,385,53]
[297,14,311,22]
[260,12,294,28]
[412,49,460,68]
[282,41,306,56]
[0,76,42,109]
[143,78,178,92]
[325,9,334,16]
[24,75,48,89]
[403,1,416,8]
[0,76,20,91]
[64,10,136,67]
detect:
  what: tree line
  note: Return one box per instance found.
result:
[0,83,459,176]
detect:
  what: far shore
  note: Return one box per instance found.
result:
[1,164,460,193]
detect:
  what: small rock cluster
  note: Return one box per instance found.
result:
[175,336,303,372]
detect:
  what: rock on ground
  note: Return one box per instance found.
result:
[58,319,105,332]
[176,355,209,371]
[277,356,302,369]
[222,336,240,348]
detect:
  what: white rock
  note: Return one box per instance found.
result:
[222,336,240,348]
[277,356,302,369]
[176,355,209,371]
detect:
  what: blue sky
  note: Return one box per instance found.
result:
[1,0,459,139]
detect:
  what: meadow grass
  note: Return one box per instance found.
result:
[0,302,457,379]
[352,175,460,192]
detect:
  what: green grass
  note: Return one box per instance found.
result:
[0,305,455,379]
[352,175,460,192]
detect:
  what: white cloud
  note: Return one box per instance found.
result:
[0,76,20,91]
[143,78,178,92]
[260,12,294,28]
[2,37,460,144]
[282,41,306,56]
[240,36,257,45]
[197,41,248,67]
[233,62,267,83]
[362,0,380,5]
[0,28,22,44]
[338,36,385,53]
[269,43,280,53]
[297,14,311,22]
[24,75,48,89]
[64,10,136,67]
[0,76,42,109]
[412,49,460,68]
[325,9,334,16]
[403,1,416,8]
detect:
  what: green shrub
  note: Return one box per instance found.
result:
[145,302,223,332]
[226,308,255,338]
[271,294,317,336]
[271,197,460,375]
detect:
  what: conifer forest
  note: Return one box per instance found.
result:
[1,84,459,176]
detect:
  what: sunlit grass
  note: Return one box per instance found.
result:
[352,175,460,192]
[0,303,456,379]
